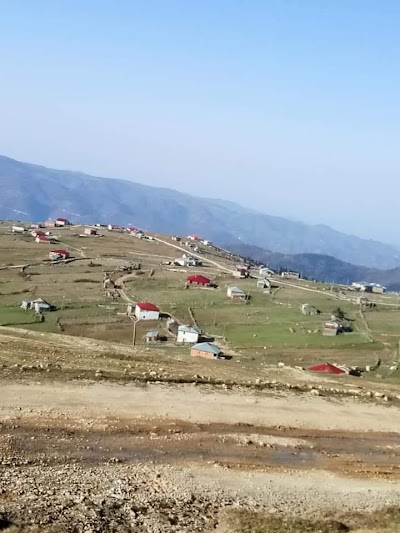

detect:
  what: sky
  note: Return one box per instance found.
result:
[0,1,399,244]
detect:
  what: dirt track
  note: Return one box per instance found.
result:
[2,381,400,432]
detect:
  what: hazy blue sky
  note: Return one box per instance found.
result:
[1,1,399,243]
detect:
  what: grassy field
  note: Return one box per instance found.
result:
[0,220,399,376]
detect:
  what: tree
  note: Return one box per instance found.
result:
[332,307,345,320]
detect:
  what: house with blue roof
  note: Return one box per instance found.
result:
[191,342,222,359]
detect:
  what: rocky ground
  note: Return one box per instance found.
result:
[1,463,400,532]
[1,378,400,532]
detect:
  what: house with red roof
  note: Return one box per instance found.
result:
[55,217,71,227]
[187,275,211,286]
[49,249,70,260]
[36,235,51,244]
[31,229,46,238]
[135,302,160,321]
[309,363,347,375]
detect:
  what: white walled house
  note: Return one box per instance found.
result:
[135,302,160,321]
[177,325,201,344]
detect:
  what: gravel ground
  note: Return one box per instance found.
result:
[1,463,400,532]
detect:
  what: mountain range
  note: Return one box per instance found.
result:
[227,243,400,291]
[0,154,399,271]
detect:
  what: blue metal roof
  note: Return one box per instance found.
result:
[146,331,159,337]
[178,325,202,334]
[192,342,221,355]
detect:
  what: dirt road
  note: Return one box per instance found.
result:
[2,381,400,432]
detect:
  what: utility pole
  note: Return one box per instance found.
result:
[132,320,137,346]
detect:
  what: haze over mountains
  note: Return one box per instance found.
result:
[0,155,399,273]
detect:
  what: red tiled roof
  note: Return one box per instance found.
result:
[56,218,69,223]
[308,363,346,375]
[51,249,69,255]
[187,275,211,285]
[136,302,159,312]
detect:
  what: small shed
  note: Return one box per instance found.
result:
[21,300,31,310]
[257,278,271,289]
[309,363,346,375]
[191,342,222,359]
[177,325,201,344]
[135,302,160,321]
[84,227,97,236]
[145,331,160,343]
[227,286,246,299]
[187,275,211,286]
[323,320,343,336]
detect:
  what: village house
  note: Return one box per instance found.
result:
[31,229,46,238]
[135,302,160,321]
[55,217,71,227]
[49,249,70,261]
[84,227,98,236]
[21,298,52,313]
[227,286,246,300]
[12,225,26,234]
[187,235,202,242]
[145,330,160,343]
[177,325,202,344]
[107,224,121,231]
[309,362,347,375]
[171,235,181,242]
[372,284,385,294]
[186,275,211,286]
[202,239,212,246]
[281,271,300,280]
[36,235,52,244]
[175,256,199,267]
[191,342,222,359]
[257,278,271,289]
[44,220,56,228]
[259,266,274,276]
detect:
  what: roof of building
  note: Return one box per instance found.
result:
[50,249,69,255]
[178,325,202,334]
[136,302,160,312]
[309,363,346,375]
[228,286,245,293]
[146,330,159,337]
[56,217,69,222]
[191,342,221,355]
[187,275,211,284]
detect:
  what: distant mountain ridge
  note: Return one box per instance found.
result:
[227,243,400,291]
[0,154,399,269]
